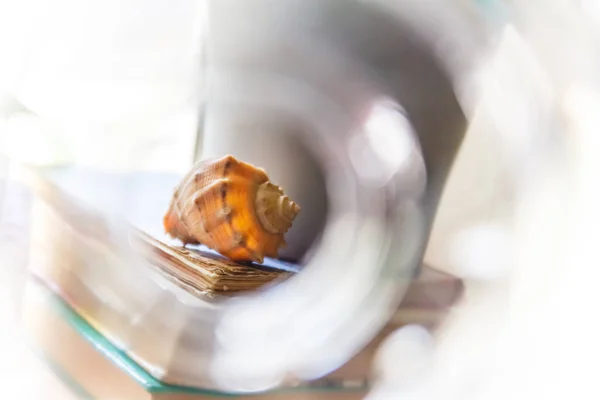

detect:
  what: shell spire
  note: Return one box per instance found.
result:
[163,155,301,264]
[255,182,300,235]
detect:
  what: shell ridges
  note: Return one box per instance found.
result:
[163,155,300,263]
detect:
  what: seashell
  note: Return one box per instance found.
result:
[163,155,301,263]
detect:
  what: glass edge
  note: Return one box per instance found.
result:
[30,277,369,397]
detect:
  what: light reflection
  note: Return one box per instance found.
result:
[364,103,416,174]
[349,101,423,188]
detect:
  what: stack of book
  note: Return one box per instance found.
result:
[11,165,463,399]
[130,230,295,298]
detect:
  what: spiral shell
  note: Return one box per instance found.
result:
[163,155,300,263]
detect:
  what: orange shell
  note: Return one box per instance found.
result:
[163,155,300,263]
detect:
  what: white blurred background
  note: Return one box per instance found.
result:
[0,0,206,173]
[1,0,600,399]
